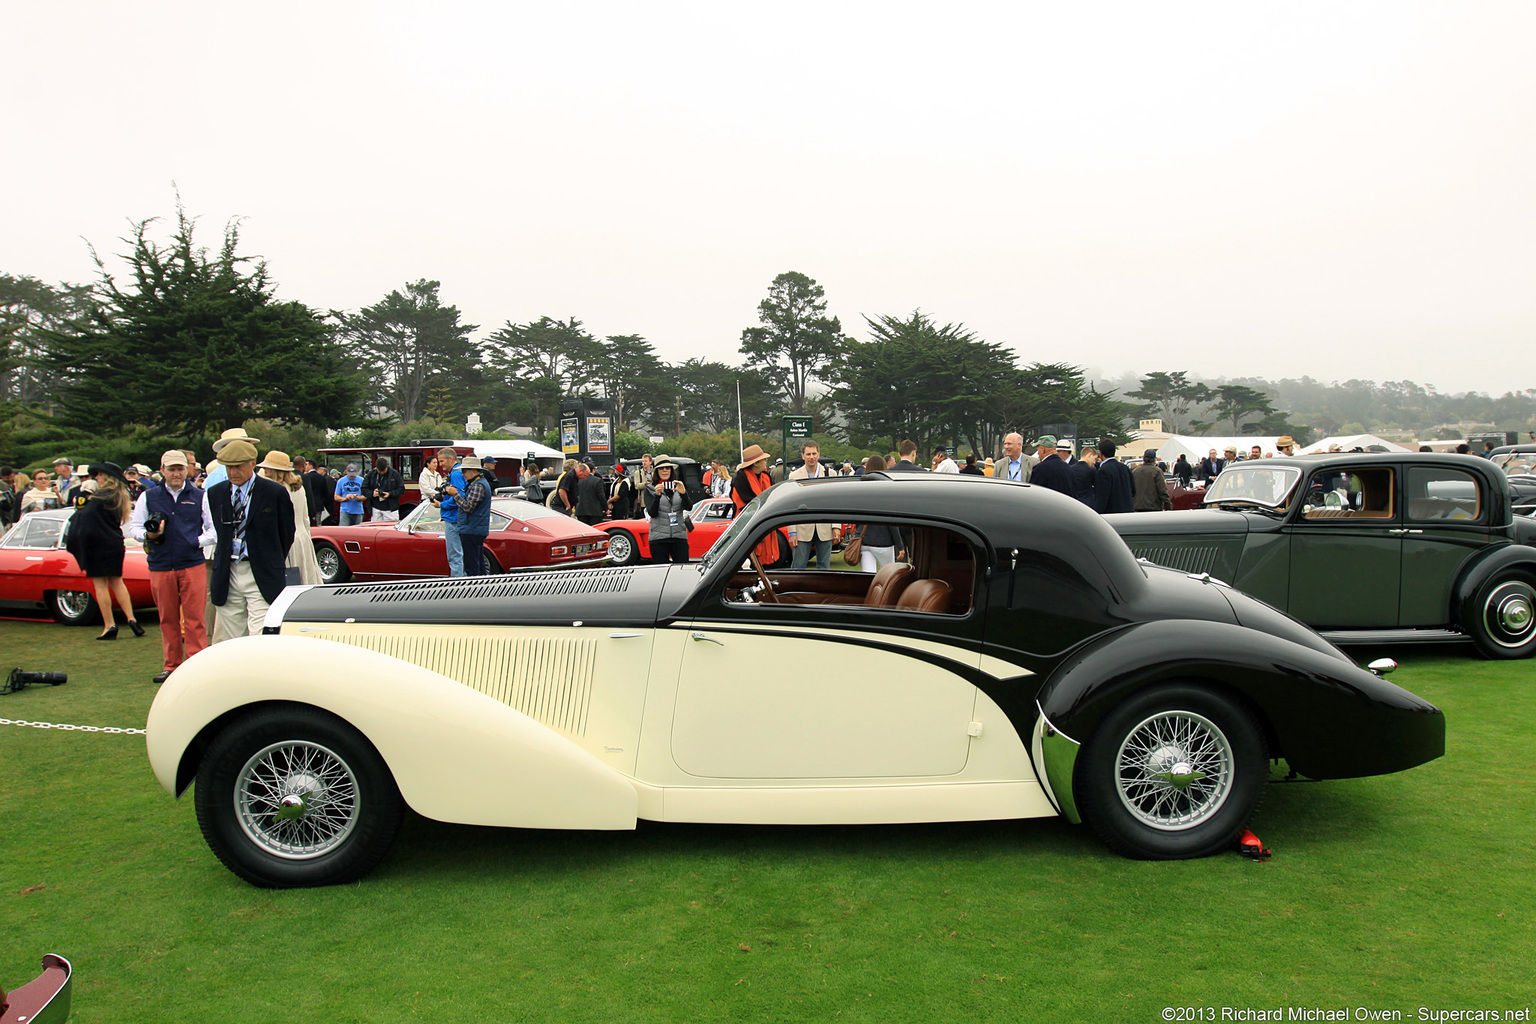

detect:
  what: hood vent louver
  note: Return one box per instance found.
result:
[333,567,636,604]
[1129,545,1221,576]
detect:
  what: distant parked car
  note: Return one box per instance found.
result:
[310,497,609,583]
[1109,452,1536,658]
[1487,444,1536,517]
[598,497,790,566]
[0,509,155,625]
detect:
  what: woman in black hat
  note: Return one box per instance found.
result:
[65,462,144,639]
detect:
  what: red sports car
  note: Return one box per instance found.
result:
[599,497,791,566]
[0,509,156,625]
[311,497,610,583]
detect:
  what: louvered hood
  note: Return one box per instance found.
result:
[277,565,672,628]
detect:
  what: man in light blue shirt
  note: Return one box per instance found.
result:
[334,463,366,525]
[1000,432,1035,483]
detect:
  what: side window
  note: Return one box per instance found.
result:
[409,503,445,534]
[27,518,66,548]
[1301,467,1395,520]
[726,521,975,615]
[1406,468,1484,523]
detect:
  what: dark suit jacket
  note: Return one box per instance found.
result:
[1028,454,1074,497]
[1069,459,1098,507]
[1095,458,1135,514]
[209,475,296,606]
[886,459,927,472]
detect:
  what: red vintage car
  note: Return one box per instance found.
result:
[310,496,610,583]
[599,497,791,566]
[0,510,156,625]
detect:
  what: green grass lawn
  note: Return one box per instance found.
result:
[2,620,1531,1022]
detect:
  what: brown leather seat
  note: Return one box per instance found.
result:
[896,578,951,614]
[864,562,915,607]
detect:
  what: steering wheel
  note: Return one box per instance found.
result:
[748,549,779,603]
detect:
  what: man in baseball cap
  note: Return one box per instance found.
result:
[127,450,217,683]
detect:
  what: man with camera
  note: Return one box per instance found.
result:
[128,449,216,684]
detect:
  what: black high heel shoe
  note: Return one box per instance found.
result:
[127,620,145,637]
[97,625,119,641]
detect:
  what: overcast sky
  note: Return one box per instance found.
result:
[5,1,1531,396]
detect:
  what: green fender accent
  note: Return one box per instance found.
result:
[1036,707,1082,824]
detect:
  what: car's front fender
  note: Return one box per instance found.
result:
[1453,543,1536,621]
[146,635,639,830]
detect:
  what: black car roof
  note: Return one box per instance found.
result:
[753,471,1146,585]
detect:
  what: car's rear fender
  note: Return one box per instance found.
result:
[147,635,639,830]
[1453,544,1536,622]
[1030,619,1444,817]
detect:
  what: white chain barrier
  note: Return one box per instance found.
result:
[0,718,146,736]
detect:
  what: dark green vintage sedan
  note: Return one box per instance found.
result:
[1108,452,1536,659]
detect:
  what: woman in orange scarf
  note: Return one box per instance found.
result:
[730,444,779,565]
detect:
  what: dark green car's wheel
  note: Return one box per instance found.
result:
[1076,684,1267,860]
[1468,573,1536,660]
[195,706,404,888]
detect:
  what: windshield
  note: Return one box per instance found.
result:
[700,497,758,569]
[1203,465,1301,509]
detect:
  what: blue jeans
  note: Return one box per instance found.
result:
[444,519,464,576]
[339,510,364,526]
[791,535,833,570]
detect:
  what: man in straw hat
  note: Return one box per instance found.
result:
[203,426,261,490]
[206,438,294,642]
[128,449,216,683]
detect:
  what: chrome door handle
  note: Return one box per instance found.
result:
[691,631,724,646]
[609,632,644,638]
[1388,529,1424,535]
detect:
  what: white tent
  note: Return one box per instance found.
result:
[454,438,566,468]
[1298,434,1413,454]
[1136,434,1290,466]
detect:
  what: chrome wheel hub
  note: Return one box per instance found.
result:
[316,547,340,582]
[609,533,633,564]
[1484,581,1536,648]
[234,741,359,859]
[1116,711,1234,830]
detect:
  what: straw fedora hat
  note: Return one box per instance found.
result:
[736,444,769,472]
[212,426,260,453]
[256,450,294,473]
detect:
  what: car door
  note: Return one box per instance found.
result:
[1399,465,1492,627]
[1286,464,1402,629]
[670,522,984,781]
[386,504,448,577]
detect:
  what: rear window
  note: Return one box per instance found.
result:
[1406,468,1483,523]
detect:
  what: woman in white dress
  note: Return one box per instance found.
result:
[257,450,323,585]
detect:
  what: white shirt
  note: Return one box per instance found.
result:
[934,457,959,474]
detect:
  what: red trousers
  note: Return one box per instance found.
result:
[149,565,209,671]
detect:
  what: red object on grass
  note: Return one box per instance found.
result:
[1236,829,1271,861]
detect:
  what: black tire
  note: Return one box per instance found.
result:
[607,529,640,566]
[1075,683,1267,860]
[194,706,404,888]
[483,549,504,575]
[314,542,351,584]
[47,588,99,626]
[1467,572,1536,660]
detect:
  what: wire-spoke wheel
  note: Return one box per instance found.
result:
[1468,574,1536,660]
[314,542,350,584]
[607,529,638,566]
[49,588,98,626]
[235,740,360,859]
[1077,684,1266,860]
[196,706,403,887]
[1113,711,1234,830]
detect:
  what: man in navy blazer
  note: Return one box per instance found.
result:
[207,439,295,642]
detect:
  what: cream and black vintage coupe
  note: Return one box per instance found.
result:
[147,473,1444,888]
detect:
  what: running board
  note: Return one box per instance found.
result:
[1320,628,1470,645]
